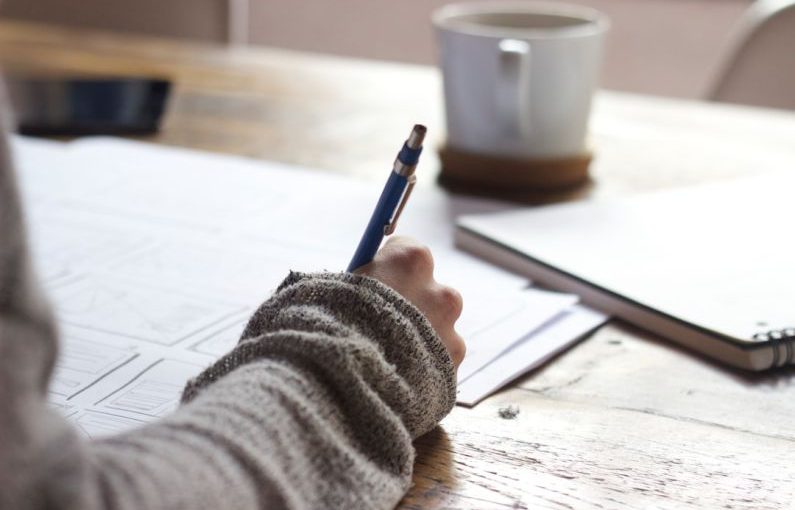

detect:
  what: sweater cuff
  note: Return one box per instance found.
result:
[182,271,457,438]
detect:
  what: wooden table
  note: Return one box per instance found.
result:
[2,21,795,509]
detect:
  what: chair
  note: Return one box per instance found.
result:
[709,0,795,110]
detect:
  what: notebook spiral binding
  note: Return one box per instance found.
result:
[753,328,795,368]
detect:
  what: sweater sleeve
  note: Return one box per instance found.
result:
[89,271,457,510]
[0,127,457,509]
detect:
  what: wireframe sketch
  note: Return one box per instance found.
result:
[96,359,206,419]
[111,242,291,299]
[49,336,137,398]
[27,216,148,282]
[193,320,248,356]
[72,411,146,439]
[48,278,245,345]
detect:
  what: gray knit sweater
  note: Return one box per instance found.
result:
[0,123,457,507]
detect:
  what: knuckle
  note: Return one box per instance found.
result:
[449,335,466,365]
[437,285,464,320]
[394,244,434,274]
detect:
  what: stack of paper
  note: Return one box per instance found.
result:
[13,136,607,436]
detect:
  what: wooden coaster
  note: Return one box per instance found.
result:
[438,145,592,197]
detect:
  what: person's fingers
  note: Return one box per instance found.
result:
[382,235,417,248]
[431,283,464,324]
[416,285,462,331]
[352,237,465,367]
[379,236,435,279]
[412,283,465,368]
[440,329,466,367]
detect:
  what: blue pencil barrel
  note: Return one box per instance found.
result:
[347,171,409,272]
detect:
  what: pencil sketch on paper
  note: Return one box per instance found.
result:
[110,241,293,299]
[73,411,146,439]
[192,320,248,357]
[48,278,245,346]
[95,359,206,419]
[12,136,606,428]
[49,336,137,399]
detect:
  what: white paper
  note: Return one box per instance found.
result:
[456,305,609,406]
[456,288,577,382]
[12,136,596,432]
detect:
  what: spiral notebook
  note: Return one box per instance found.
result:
[456,172,795,371]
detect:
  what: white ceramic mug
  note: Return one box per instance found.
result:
[433,2,609,159]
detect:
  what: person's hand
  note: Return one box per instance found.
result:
[355,236,466,368]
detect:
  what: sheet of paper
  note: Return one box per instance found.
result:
[47,321,219,438]
[456,305,609,406]
[13,136,595,432]
[456,289,577,382]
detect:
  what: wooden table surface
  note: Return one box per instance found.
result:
[2,21,795,509]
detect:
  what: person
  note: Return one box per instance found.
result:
[0,83,465,509]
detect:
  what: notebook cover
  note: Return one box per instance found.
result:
[456,172,795,365]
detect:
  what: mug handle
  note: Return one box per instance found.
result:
[497,39,531,139]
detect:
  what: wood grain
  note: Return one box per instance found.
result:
[2,21,795,509]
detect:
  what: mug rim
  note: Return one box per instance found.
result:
[432,1,610,40]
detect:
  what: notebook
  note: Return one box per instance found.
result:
[456,172,795,371]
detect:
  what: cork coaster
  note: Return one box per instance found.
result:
[438,145,592,197]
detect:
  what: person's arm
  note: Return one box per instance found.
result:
[0,122,464,508]
[94,257,461,510]
[0,115,74,509]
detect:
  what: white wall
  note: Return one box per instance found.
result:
[247,0,753,98]
[0,0,754,99]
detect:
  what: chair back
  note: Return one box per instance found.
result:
[709,0,795,110]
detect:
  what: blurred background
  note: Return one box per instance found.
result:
[1,0,793,109]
